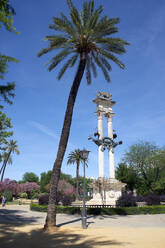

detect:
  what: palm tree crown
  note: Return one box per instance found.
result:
[67,149,87,166]
[67,149,88,200]
[0,140,19,181]
[38,0,129,84]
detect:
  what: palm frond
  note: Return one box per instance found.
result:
[92,53,110,82]
[70,7,82,32]
[99,56,112,71]
[58,54,78,79]
[99,49,125,69]
[46,48,72,71]
[91,59,97,78]
[81,0,94,28]
[37,47,55,57]
[52,17,76,35]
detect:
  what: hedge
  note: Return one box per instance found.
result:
[30,203,165,215]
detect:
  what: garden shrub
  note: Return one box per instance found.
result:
[116,193,136,207]
[61,195,75,206]
[3,191,13,201]
[20,192,28,198]
[38,194,49,205]
[160,194,165,202]
[30,203,165,215]
[144,194,160,205]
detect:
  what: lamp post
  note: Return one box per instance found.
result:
[80,149,90,229]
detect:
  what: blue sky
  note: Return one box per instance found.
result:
[1,0,165,181]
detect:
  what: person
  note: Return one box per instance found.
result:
[2,196,6,207]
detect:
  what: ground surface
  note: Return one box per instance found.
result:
[0,205,165,247]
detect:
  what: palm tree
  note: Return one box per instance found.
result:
[38,0,129,229]
[67,149,87,200]
[0,140,19,182]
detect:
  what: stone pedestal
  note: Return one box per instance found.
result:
[86,178,126,206]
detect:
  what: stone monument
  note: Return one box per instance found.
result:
[87,91,125,206]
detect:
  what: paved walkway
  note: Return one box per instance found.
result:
[1,205,165,228]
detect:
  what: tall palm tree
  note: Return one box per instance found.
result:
[67,149,87,200]
[38,0,129,229]
[0,140,19,182]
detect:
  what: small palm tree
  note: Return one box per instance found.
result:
[38,0,129,229]
[67,149,87,200]
[0,140,19,182]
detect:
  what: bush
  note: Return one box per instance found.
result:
[144,194,160,205]
[38,194,49,205]
[30,203,165,215]
[117,193,163,207]
[3,191,13,202]
[116,193,136,207]
[160,195,165,202]
[30,203,81,214]
[61,195,75,206]
[20,192,28,198]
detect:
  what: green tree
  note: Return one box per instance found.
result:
[0,0,19,105]
[116,163,139,192]
[22,172,39,184]
[0,0,17,32]
[0,140,19,181]
[0,109,13,152]
[40,170,52,192]
[67,149,87,200]
[120,141,165,195]
[38,0,129,229]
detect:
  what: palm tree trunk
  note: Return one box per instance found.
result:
[0,164,5,175]
[44,52,87,230]
[76,162,80,200]
[1,150,11,182]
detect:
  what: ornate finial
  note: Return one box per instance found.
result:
[97,91,111,101]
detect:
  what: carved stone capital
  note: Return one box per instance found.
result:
[105,112,114,121]
[97,111,103,120]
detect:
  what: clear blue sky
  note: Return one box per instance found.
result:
[1,0,165,181]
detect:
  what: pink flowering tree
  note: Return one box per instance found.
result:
[0,179,40,199]
[58,179,75,195]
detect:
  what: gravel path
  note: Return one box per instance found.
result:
[1,204,165,228]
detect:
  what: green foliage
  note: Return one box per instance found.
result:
[3,190,12,201]
[0,140,19,181]
[40,170,52,192]
[0,109,13,150]
[19,192,28,198]
[30,203,165,215]
[116,163,139,191]
[60,172,72,183]
[118,142,165,195]
[38,0,129,83]
[0,55,18,105]
[0,1,19,106]
[22,172,39,184]
[40,170,75,192]
[30,203,81,214]
[0,0,18,33]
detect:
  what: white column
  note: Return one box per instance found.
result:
[97,112,104,178]
[107,114,115,179]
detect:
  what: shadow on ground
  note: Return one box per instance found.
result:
[0,209,43,225]
[0,223,127,248]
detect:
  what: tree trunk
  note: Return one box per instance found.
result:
[1,150,11,182]
[0,164,5,175]
[76,161,80,200]
[44,52,87,230]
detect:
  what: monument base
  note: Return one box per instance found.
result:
[86,177,126,206]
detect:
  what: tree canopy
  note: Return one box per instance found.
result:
[116,141,165,195]
[22,172,39,184]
